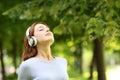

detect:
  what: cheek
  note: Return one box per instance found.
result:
[36,35,44,41]
[34,33,44,40]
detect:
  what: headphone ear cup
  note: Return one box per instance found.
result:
[26,27,37,47]
[28,36,37,47]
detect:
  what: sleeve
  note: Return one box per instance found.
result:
[63,58,69,80]
[17,62,31,80]
[63,58,68,70]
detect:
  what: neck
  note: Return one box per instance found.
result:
[36,44,53,60]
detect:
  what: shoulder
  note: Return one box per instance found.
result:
[55,57,67,60]
[19,58,36,69]
[55,57,67,64]
[18,58,37,75]
[18,58,35,80]
[55,57,68,69]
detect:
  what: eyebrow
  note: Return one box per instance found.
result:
[39,26,49,29]
[38,26,44,28]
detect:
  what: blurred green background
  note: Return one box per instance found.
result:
[0,0,120,80]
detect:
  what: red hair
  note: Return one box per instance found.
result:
[22,22,47,61]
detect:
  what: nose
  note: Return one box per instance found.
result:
[46,28,50,32]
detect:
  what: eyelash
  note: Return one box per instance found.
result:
[39,28,50,31]
[39,29,44,31]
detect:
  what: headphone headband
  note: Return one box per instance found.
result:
[26,27,31,39]
[25,27,37,47]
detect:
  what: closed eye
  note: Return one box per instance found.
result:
[39,29,43,31]
[39,28,44,31]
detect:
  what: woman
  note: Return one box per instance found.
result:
[18,22,69,80]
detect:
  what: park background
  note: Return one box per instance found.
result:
[0,0,120,80]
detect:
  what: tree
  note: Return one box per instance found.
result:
[2,0,120,80]
[0,0,30,79]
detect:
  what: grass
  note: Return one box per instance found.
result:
[68,65,120,80]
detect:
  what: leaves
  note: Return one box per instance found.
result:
[2,0,120,43]
[86,18,106,40]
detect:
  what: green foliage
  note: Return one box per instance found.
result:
[1,0,120,79]
[3,0,119,49]
[3,0,120,43]
[86,18,106,39]
[6,74,17,80]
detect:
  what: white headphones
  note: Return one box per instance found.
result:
[26,27,37,47]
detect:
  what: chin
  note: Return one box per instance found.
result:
[44,38,54,45]
[49,39,54,45]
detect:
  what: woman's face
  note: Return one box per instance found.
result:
[34,23,54,45]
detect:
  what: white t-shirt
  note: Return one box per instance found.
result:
[18,57,69,80]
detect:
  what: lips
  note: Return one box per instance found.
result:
[45,32,52,36]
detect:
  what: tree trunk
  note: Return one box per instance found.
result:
[79,45,83,74]
[0,42,6,80]
[12,38,17,75]
[94,36,106,80]
[89,50,96,80]
[74,43,83,74]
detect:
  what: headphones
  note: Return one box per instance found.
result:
[26,27,37,47]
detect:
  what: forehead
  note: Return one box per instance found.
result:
[34,23,48,29]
